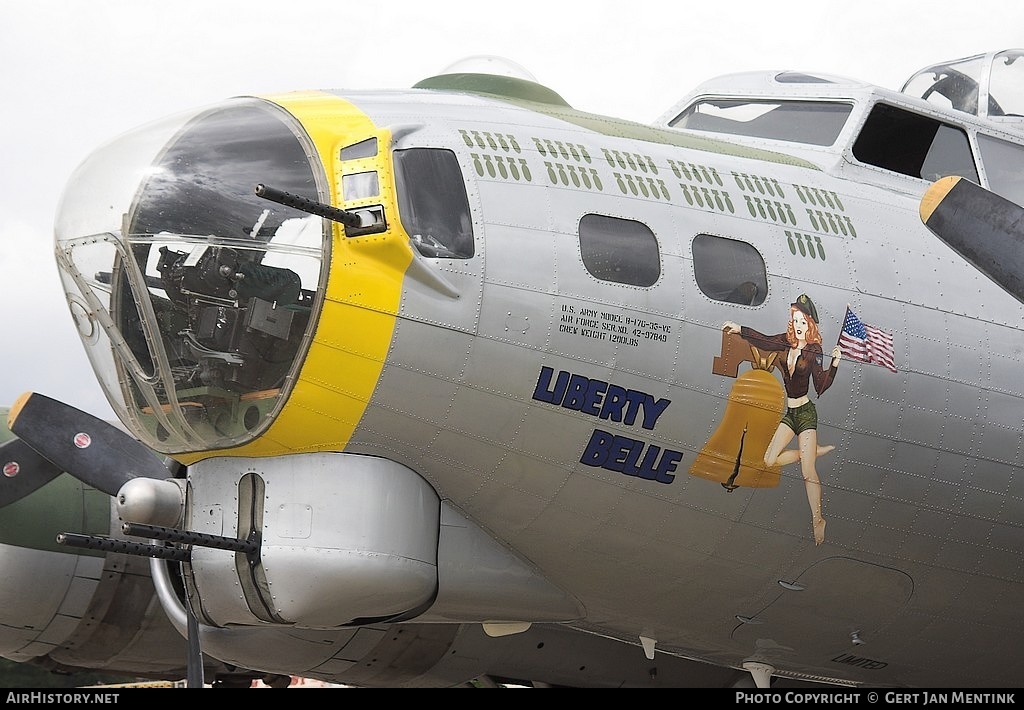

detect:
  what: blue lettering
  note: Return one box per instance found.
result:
[607,434,636,473]
[632,442,662,480]
[622,391,644,426]
[600,384,628,423]
[532,366,566,404]
[580,429,680,484]
[656,450,682,483]
[641,395,671,430]
[533,368,672,431]
[563,374,590,410]
[582,378,608,416]
[581,428,614,466]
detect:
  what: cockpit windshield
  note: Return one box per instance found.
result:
[54,98,328,454]
[902,49,1024,120]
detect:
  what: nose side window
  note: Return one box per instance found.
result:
[394,148,474,259]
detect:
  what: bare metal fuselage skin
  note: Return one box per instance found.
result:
[7,61,1024,687]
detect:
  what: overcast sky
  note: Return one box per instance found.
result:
[2,0,1022,421]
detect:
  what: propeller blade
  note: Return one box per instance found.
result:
[0,436,65,508]
[920,175,1024,304]
[7,392,172,497]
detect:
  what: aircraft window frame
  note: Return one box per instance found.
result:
[341,137,378,160]
[851,102,979,183]
[976,133,1024,207]
[901,51,1024,119]
[988,50,1024,118]
[774,72,837,84]
[668,98,854,147]
[578,214,661,287]
[903,63,985,116]
[342,171,380,201]
[393,148,474,259]
[691,234,767,307]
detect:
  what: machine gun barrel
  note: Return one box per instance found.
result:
[57,532,191,562]
[255,183,364,229]
[123,522,259,555]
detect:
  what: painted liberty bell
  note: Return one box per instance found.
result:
[689,331,785,490]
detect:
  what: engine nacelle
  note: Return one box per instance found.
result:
[184,453,439,628]
[178,451,583,631]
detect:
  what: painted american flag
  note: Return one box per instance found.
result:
[839,307,897,373]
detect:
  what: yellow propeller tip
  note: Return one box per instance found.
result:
[7,392,35,429]
[920,175,962,224]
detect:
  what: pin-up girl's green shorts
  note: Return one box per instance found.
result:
[780,401,817,434]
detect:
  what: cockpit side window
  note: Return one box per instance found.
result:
[669,99,853,147]
[977,134,1024,207]
[852,103,979,183]
[394,148,474,258]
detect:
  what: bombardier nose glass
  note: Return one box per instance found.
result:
[54,98,328,453]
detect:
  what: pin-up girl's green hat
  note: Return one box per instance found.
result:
[792,294,818,323]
